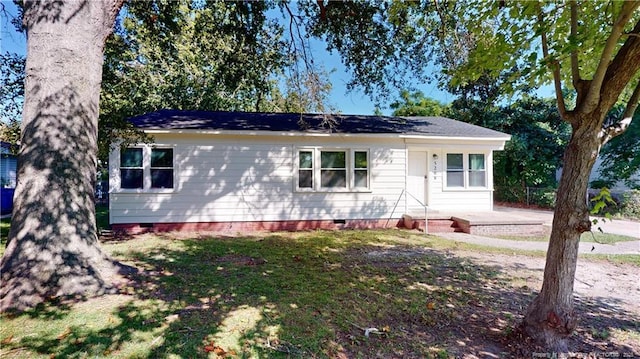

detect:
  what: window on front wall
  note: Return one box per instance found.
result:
[445,153,487,189]
[297,148,369,191]
[119,147,174,190]
[298,150,313,188]
[446,153,464,187]
[354,151,369,188]
[321,151,347,188]
[468,154,486,187]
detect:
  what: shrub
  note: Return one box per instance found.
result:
[529,187,556,208]
[620,190,640,220]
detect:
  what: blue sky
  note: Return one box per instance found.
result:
[0,1,454,116]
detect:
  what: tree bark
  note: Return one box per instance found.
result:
[0,0,124,312]
[522,119,600,352]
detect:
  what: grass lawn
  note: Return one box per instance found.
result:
[0,217,9,245]
[1,230,638,358]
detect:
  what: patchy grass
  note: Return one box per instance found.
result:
[496,229,638,244]
[96,204,110,232]
[1,230,638,358]
[0,216,9,246]
[582,253,640,267]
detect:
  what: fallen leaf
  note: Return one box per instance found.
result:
[57,327,72,340]
[427,302,436,310]
[213,345,227,356]
[1,335,13,344]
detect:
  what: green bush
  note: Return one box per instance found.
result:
[620,190,640,220]
[494,185,526,203]
[529,187,556,208]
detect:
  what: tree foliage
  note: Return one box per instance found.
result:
[389,90,449,117]
[594,110,640,189]
[0,52,24,152]
[450,95,569,191]
[98,0,337,159]
[390,90,569,197]
[99,0,285,158]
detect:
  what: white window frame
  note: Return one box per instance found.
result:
[467,153,487,188]
[115,145,178,193]
[443,152,489,190]
[295,147,371,192]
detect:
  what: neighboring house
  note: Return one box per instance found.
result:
[109,110,510,232]
[1,141,17,215]
[589,156,640,192]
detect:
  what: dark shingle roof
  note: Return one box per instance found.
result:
[128,109,510,139]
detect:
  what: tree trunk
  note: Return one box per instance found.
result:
[0,0,124,312]
[521,120,600,352]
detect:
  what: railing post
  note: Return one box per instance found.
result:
[424,205,428,236]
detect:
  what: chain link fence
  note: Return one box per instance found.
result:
[494,186,557,208]
[495,186,640,219]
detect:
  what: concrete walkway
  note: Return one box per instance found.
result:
[437,232,640,255]
[494,205,640,239]
[437,206,640,255]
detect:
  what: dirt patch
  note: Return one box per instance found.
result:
[350,246,640,357]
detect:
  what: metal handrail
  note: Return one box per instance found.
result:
[388,189,429,235]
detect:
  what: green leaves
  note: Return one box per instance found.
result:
[99,0,293,160]
[590,188,617,216]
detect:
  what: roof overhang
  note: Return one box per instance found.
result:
[142,128,511,143]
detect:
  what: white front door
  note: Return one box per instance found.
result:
[407,151,428,215]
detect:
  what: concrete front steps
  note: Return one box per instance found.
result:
[401,213,544,236]
[402,214,463,233]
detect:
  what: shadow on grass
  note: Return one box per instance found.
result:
[2,231,639,357]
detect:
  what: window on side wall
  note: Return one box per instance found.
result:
[150,148,174,188]
[120,148,143,189]
[296,148,370,191]
[119,147,174,190]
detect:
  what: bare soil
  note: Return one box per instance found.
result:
[361,246,640,358]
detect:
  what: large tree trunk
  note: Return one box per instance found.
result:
[0,0,124,312]
[522,120,601,352]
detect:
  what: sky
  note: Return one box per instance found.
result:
[0,1,454,116]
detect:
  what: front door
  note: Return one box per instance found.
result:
[407,151,428,215]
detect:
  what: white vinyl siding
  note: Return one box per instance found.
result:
[110,136,405,224]
[110,134,505,224]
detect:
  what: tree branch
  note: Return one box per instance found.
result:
[538,2,567,119]
[601,80,640,145]
[598,18,640,114]
[569,0,580,87]
[578,1,640,114]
